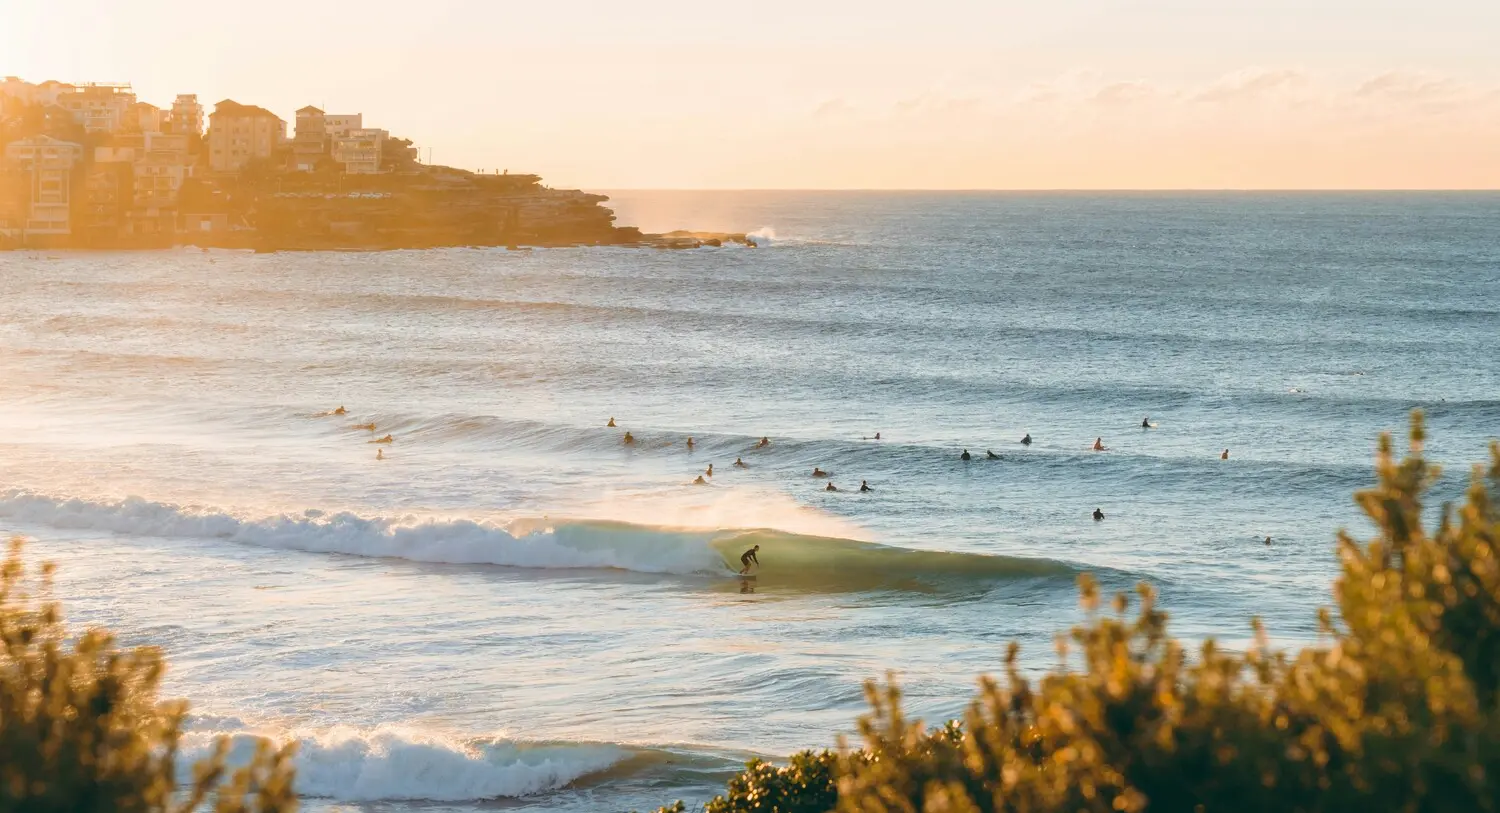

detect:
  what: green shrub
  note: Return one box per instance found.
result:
[0,537,297,813]
[660,412,1500,812]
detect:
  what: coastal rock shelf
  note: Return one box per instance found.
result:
[248,168,750,252]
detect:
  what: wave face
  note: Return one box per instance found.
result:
[0,490,1073,592]
[708,531,1072,592]
[179,723,632,802]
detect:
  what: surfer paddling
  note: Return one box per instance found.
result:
[739,545,760,574]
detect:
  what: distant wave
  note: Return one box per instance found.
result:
[301,409,1389,496]
[0,490,1075,593]
[178,719,729,802]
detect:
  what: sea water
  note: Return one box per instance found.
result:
[0,192,1497,811]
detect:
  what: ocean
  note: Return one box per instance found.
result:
[0,191,1497,811]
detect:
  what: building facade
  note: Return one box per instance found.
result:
[3,135,84,237]
[130,101,166,133]
[323,113,362,139]
[293,105,327,171]
[82,159,131,245]
[206,100,285,173]
[333,128,387,174]
[170,94,204,137]
[58,83,136,133]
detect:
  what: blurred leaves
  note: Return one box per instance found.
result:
[0,536,297,813]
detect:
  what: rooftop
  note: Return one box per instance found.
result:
[211,99,283,121]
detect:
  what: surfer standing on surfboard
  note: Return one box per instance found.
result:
[739,545,760,575]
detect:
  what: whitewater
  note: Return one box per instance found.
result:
[1,192,1497,811]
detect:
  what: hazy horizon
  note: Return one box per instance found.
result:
[6,0,1499,190]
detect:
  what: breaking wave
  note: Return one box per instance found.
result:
[178,720,718,802]
[0,490,1075,592]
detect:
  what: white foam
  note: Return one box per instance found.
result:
[180,723,626,801]
[747,226,776,245]
[0,490,728,575]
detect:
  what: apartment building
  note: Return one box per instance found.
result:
[333,128,387,174]
[170,94,204,137]
[293,105,328,171]
[58,83,136,133]
[130,101,166,133]
[3,135,84,236]
[323,113,362,139]
[206,100,285,173]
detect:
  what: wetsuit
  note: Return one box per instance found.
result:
[740,548,759,573]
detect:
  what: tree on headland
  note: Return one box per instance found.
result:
[0,537,297,812]
[649,411,1500,813]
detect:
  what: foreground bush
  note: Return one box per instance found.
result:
[0,537,297,812]
[659,413,1500,812]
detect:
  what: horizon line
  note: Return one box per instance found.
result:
[594,187,1500,193]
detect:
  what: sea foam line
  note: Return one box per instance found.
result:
[0,490,729,576]
[179,722,628,801]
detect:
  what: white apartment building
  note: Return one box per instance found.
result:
[332,128,387,174]
[58,83,137,133]
[323,113,363,139]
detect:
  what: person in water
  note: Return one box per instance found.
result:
[370,434,393,444]
[1142,417,1151,428]
[986,450,1000,459]
[607,417,616,427]
[693,475,707,485]
[706,463,714,477]
[961,449,972,461]
[1093,508,1105,521]
[687,437,695,450]
[859,480,872,492]
[825,482,838,492]
[623,431,635,445]
[758,437,770,447]
[812,467,828,477]
[1021,433,1032,445]
[352,422,376,432]
[1093,437,1106,451]
[376,448,384,460]
[734,457,747,468]
[1264,536,1272,546]
[333,406,346,415]
[739,545,760,574]
[875,432,881,440]
[1221,449,1230,460]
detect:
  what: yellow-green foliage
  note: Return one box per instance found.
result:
[665,413,1500,813]
[0,538,297,813]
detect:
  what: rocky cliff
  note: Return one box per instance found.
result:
[250,167,643,250]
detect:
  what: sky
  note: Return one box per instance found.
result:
[4,0,1498,189]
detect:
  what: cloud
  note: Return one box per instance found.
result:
[891,93,981,117]
[812,98,852,118]
[1355,70,1472,103]
[1193,68,1309,103]
[1090,80,1156,106]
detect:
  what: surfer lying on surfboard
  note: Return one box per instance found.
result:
[739,545,760,575]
